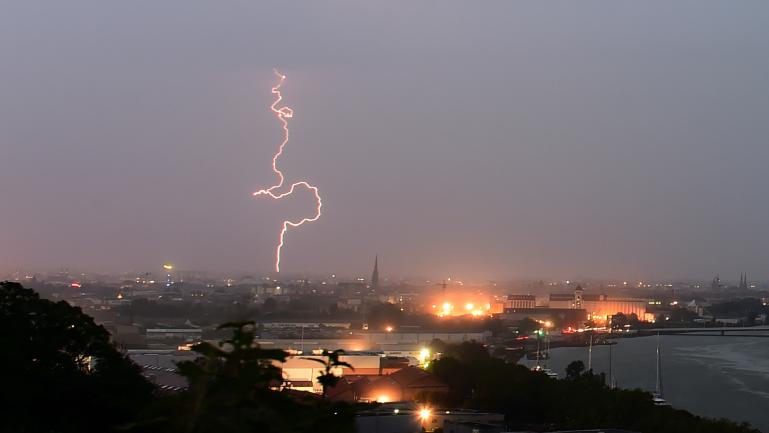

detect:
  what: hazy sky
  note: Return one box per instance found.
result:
[2,1,769,280]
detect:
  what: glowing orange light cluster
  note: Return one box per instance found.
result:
[434,299,491,318]
[253,69,322,272]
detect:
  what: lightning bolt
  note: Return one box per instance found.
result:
[253,69,322,272]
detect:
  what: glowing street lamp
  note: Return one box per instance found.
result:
[419,407,432,422]
[441,302,452,315]
[418,348,430,368]
[419,348,430,361]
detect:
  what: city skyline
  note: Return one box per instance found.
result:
[2,260,764,290]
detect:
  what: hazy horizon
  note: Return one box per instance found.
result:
[1,263,761,286]
[2,1,769,280]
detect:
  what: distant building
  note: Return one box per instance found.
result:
[501,307,587,328]
[549,293,578,309]
[281,355,446,402]
[583,294,647,322]
[106,324,146,349]
[145,328,202,342]
[336,282,367,296]
[259,320,352,330]
[711,274,722,291]
[364,330,491,345]
[280,354,383,393]
[504,294,536,309]
[337,297,364,312]
[546,286,648,323]
[371,255,380,292]
[347,366,448,403]
[739,272,749,290]
[575,285,584,309]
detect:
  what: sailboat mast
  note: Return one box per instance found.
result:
[656,333,663,397]
[608,341,613,387]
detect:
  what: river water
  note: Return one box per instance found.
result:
[520,335,769,432]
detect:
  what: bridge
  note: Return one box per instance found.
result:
[638,325,769,337]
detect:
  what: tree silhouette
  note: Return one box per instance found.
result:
[429,341,758,433]
[0,281,155,433]
[133,322,356,433]
[303,349,354,397]
[566,360,586,380]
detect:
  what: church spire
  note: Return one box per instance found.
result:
[371,255,380,291]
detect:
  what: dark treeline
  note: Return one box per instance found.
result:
[117,298,501,333]
[425,340,759,433]
[1,281,155,432]
[0,282,356,433]
[709,298,768,319]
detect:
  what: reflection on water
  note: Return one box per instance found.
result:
[520,335,769,432]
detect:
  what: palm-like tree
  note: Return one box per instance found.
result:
[303,349,354,397]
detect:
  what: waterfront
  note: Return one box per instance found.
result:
[521,335,769,432]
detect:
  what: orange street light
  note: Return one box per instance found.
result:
[419,408,432,421]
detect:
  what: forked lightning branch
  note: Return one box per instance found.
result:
[253,69,322,272]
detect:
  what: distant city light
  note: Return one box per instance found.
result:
[434,298,492,318]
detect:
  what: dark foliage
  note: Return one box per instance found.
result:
[0,281,155,433]
[428,341,759,433]
[131,321,356,433]
[302,349,354,396]
[709,298,767,319]
[516,317,542,335]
